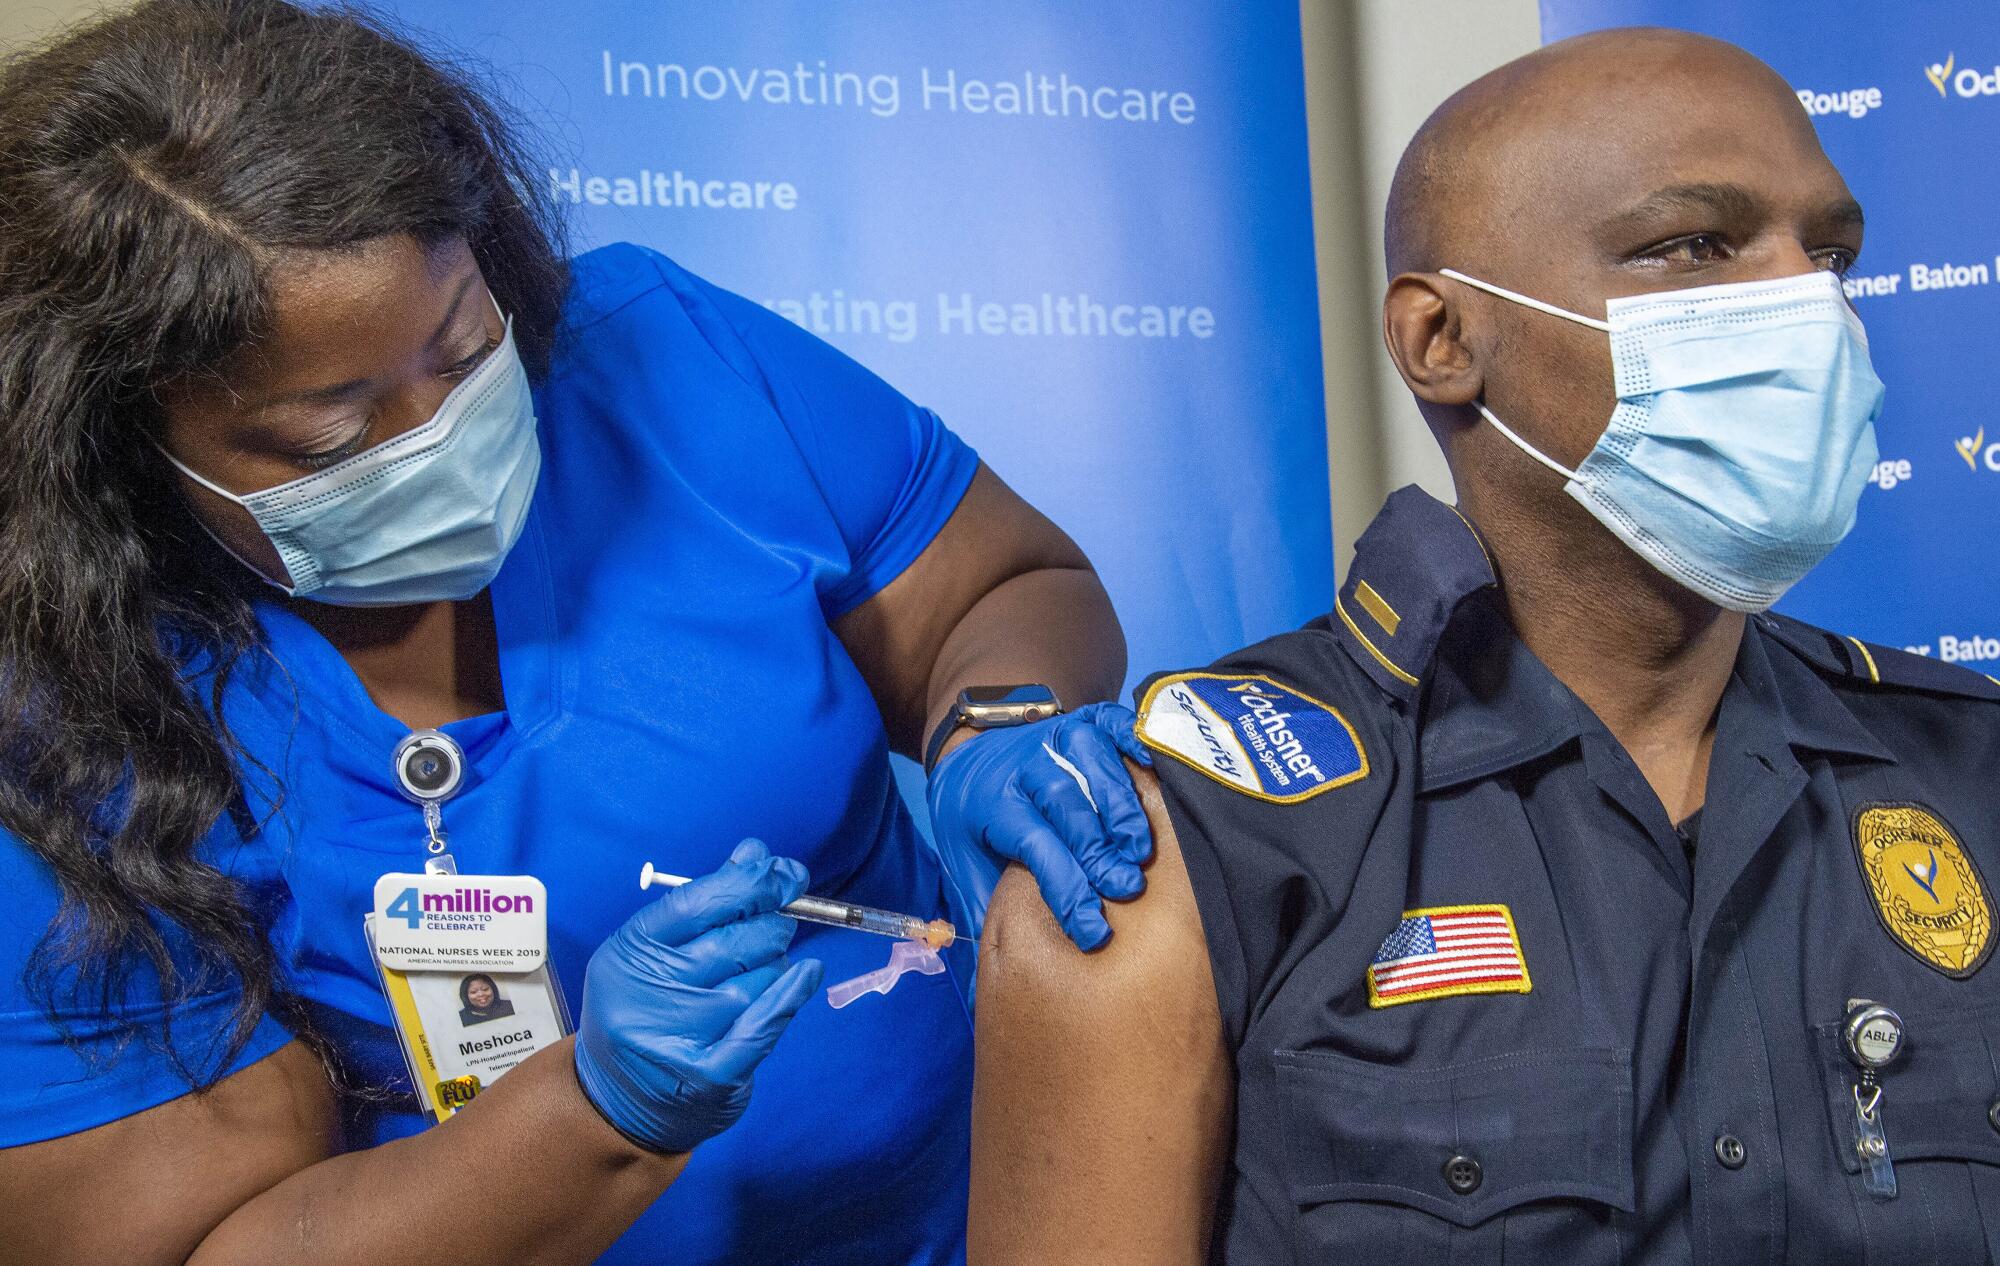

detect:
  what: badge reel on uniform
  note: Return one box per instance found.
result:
[1843,999,1906,1198]
[362,730,571,1123]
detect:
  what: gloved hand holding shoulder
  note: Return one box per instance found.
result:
[926,701,1154,951]
[574,840,823,1154]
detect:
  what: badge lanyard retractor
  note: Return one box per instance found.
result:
[394,729,464,874]
[1842,999,1905,1198]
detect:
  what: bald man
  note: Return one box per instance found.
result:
[970,27,2000,1266]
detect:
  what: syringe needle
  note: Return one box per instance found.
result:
[638,862,956,950]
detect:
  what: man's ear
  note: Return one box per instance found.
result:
[1382,273,1483,407]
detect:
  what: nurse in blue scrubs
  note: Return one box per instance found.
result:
[0,3,1154,1264]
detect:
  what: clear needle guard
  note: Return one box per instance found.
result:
[826,939,947,1009]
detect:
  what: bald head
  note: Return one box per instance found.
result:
[1385,28,1827,279]
[1377,27,1865,604]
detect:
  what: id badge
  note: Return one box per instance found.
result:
[364,911,571,1123]
[366,731,569,1121]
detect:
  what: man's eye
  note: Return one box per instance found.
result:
[1813,248,1858,276]
[1653,232,1730,263]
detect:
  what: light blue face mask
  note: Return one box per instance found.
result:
[1439,268,1885,613]
[164,312,541,607]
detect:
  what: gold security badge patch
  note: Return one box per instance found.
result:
[1852,802,1993,979]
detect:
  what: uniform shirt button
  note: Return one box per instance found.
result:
[1715,1133,1747,1169]
[1443,1154,1483,1194]
[1988,1100,2000,1135]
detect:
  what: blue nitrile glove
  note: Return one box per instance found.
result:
[926,701,1155,951]
[574,840,824,1153]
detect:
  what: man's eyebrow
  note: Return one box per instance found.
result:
[253,271,480,410]
[1599,182,1761,236]
[1820,197,1866,231]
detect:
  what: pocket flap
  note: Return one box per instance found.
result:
[1276,1046,1636,1227]
[1815,1003,2000,1172]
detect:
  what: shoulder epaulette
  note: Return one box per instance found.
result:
[1760,613,2000,703]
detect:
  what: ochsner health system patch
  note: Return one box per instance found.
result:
[1137,672,1367,803]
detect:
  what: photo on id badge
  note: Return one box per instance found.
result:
[406,961,562,1082]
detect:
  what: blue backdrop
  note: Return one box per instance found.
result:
[1543,0,2000,668]
[381,0,1330,696]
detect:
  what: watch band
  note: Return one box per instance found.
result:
[922,710,973,773]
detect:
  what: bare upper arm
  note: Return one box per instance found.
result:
[970,763,1232,1266]
[831,463,1093,756]
[0,1039,336,1266]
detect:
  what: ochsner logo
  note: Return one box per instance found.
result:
[1956,425,2000,472]
[1929,53,2000,98]
[1927,54,1956,96]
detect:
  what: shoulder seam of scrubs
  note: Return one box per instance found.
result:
[566,244,679,332]
[654,259,785,414]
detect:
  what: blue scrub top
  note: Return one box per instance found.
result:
[0,243,980,1266]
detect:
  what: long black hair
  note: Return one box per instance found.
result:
[0,0,567,1083]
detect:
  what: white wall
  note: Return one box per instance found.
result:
[1301,0,1541,574]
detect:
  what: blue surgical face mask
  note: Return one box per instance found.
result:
[162,312,541,608]
[1438,268,1884,613]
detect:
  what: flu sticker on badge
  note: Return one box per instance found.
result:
[371,872,548,973]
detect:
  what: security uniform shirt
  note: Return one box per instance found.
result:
[1137,487,2000,1266]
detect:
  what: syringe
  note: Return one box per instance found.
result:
[638,862,956,950]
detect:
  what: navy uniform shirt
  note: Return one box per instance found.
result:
[1136,487,2000,1265]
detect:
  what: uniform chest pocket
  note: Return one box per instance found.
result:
[1275,1046,1636,1264]
[1812,1003,2000,1262]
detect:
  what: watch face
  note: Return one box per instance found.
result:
[963,685,1058,709]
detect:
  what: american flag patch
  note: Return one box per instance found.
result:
[1366,904,1531,1008]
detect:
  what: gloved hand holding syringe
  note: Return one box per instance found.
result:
[639,859,954,1007]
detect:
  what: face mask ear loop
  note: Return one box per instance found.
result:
[1438,268,1614,333]
[153,441,250,505]
[1473,402,1583,483]
[151,442,302,594]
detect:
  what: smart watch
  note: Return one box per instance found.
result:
[923,684,1062,772]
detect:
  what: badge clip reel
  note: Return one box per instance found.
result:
[395,729,465,875]
[364,729,569,1125]
[1843,999,1905,1198]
